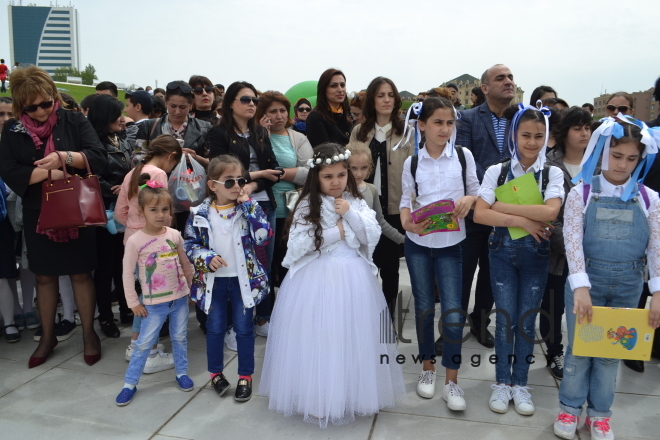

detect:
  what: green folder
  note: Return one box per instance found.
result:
[494,171,544,239]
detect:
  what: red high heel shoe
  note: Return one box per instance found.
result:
[84,351,101,366]
[28,340,58,369]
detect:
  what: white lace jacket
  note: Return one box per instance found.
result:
[282,192,382,278]
[564,177,660,293]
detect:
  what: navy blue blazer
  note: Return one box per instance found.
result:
[456,102,511,182]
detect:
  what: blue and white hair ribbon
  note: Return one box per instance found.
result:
[508,100,551,168]
[393,102,422,153]
[392,101,461,156]
[574,114,659,201]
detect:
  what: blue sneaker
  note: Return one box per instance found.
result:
[176,375,194,392]
[24,312,41,330]
[115,387,137,406]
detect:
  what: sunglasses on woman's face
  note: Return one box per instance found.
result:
[23,100,54,113]
[237,96,259,105]
[193,86,215,95]
[297,107,311,113]
[606,104,631,113]
[213,178,247,189]
[166,82,192,94]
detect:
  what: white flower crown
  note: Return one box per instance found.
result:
[306,149,352,169]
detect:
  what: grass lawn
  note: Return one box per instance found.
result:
[0,82,114,106]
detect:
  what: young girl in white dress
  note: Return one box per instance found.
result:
[259,142,406,428]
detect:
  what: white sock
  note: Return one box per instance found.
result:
[176,374,185,379]
[123,383,136,390]
[130,340,137,348]
[0,279,18,334]
[58,276,76,323]
[149,348,158,358]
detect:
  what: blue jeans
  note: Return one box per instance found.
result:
[405,239,464,370]
[489,230,548,386]
[255,200,275,322]
[207,277,255,376]
[131,295,143,333]
[124,296,189,385]
[559,259,644,418]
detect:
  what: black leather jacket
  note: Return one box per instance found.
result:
[99,136,131,209]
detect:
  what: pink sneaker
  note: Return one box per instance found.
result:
[553,412,578,439]
[586,416,614,440]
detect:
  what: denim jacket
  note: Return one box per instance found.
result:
[184,196,272,313]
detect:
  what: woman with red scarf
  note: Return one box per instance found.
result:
[0,66,107,368]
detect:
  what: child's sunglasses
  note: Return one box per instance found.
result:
[213,178,247,189]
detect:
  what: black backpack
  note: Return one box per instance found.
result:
[494,157,551,193]
[411,145,467,197]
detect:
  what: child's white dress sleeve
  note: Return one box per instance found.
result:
[564,185,589,290]
[342,197,382,256]
[646,190,660,293]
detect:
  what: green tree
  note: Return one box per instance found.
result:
[81,64,98,85]
[52,66,82,82]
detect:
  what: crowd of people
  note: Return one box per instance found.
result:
[0,63,660,438]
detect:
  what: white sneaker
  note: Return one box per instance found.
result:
[224,328,237,352]
[442,381,466,411]
[416,369,436,398]
[125,343,165,361]
[489,383,512,413]
[586,416,614,440]
[511,385,535,415]
[255,321,269,337]
[554,412,579,439]
[143,347,174,374]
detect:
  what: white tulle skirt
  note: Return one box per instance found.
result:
[259,242,406,428]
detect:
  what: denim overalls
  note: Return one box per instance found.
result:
[488,168,551,386]
[559,176,649,418]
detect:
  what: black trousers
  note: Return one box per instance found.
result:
[540,262,568,357]
[460,218,494,329]
[94,227,129,322]
[271,217,289,289]
[373,214,405,322]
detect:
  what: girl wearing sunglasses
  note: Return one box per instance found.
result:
[0,66,107,368]
[184,155,272,403]
[605,92,634,118]
[208,81,281,337]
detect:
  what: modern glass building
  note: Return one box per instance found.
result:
[7,3,80,75]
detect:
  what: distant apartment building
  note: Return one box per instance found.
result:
[7,2,80,75]
[441,74,525,108]
[593,88,657,122]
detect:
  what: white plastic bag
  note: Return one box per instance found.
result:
[168,154,207,213]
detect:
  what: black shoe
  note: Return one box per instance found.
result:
[99,319,121,338]
[159,318,170,340]
[120,313,134,325]
[623,359,644,373]
[211,373,230,397]
[470,327,495,348]
[55,319,78,341]
[4,325,21,343]
[234,378,252,402]
[434,335,443,356]
[546,353,564,380]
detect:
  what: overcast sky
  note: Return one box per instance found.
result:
[1,0,658,107]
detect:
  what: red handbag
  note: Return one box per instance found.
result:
[39,152,107,230]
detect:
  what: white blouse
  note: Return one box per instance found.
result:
[564,176,660,294]
[399,145,480,248]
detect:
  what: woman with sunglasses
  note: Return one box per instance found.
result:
[255,91,313,290]
[306,68,353,147]
[0,66,107,368]
[189,75,220,126]
[348,76,414,322]
[605,92,635,117]
[292,98,312,134]
[208,81,281,337]
[136,80,212,168]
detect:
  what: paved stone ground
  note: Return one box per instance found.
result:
[1,261,658,440]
